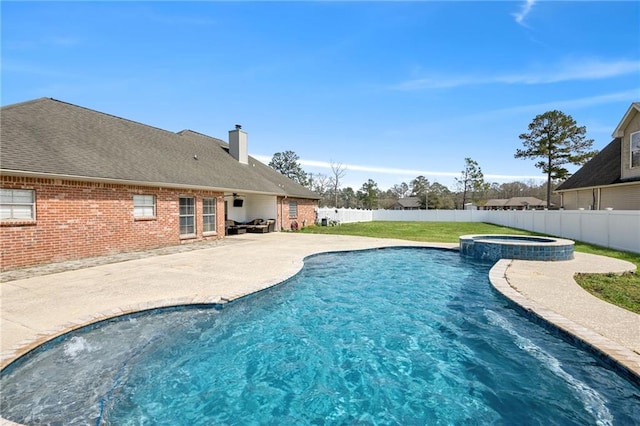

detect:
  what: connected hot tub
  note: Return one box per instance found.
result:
[459,234,574,262]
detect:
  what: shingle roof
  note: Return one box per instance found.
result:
[555,139,623,191]
[0,98,319,200]
[397,197,421,208]
[484,197,547,207]
[484,199,508,207]
[506,197,548,207]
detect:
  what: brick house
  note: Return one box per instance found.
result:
[555,103,640,210]
[1,98,320,271]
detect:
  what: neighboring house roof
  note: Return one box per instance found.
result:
[484,199,508,207]
[0,98,319,200]
[396,197,421,208]
[484,197,548,208]
[612,103,640,138]
[506,197,548,207]
[555,139,623,191]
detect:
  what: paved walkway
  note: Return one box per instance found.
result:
[1,233,638,381]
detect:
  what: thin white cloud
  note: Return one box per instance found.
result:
[393,76,476,91]
[513,0,536,26]
[393,59,640,91]
[477,89,640,119]
[484,173,544,181]
[253,155,544,185]
[499,59,640,84]
[305,160,460,178]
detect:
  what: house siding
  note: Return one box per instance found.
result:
[1,176,224,271]
[561,185,640,210]
[600,185,640,210]
[561,189,596,210]
[555,104,640,210]
[621,111,640,180]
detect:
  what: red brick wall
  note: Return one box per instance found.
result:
[277,197,318,231]
[1,176,224,271]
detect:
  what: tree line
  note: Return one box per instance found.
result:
[269,110,596,210]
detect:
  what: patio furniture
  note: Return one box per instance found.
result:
[245,219,275,233]
[225,220,247,235]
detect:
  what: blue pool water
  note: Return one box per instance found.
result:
[1,248,638,425]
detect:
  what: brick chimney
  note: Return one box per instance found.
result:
[229,124,248,165]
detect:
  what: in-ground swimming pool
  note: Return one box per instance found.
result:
[1,248,638,425]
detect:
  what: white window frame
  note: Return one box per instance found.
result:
[631,131,640,168]
[288,200,298,218]
[133,194,156,218]
[179,197,196,236]
[202,197,217,234]
[1,189,36,221]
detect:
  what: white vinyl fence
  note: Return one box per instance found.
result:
[485,209,640,254]
[374,209,485,222]
[317,207,373,224]
[316,207,640,254]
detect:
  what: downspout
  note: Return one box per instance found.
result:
[280,196,287,231]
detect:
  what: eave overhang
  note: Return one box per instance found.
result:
[554,179,640,193]
[612,103,640,138]
[0,169,287,197]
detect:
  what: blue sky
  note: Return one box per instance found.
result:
[2,1,639,191]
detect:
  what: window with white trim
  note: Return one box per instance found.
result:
[179,197,195,236]
[288,200,298,218]
[133,194,156,218]
[1,189,35,220]
[631,131,640,168]
[203,197,217,233]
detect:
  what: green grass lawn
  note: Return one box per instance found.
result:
[301,221,640,313]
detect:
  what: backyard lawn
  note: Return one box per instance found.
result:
[301,221,640,314]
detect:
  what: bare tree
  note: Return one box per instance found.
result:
[309,173,330,205]
[329,161,347,208]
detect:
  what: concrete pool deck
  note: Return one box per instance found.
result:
[1,233,639,380]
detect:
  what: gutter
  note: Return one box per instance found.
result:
[554,180,639,193]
